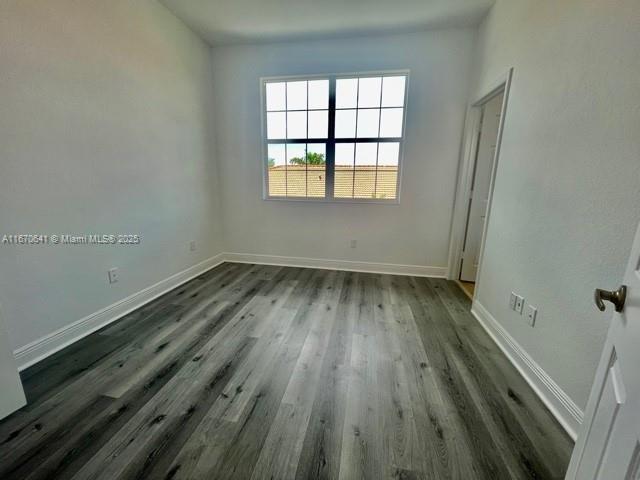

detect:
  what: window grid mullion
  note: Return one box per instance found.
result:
[266,137,399,144]
[326,78,336,199]
[352,79,359,198]
[267,108,327,113]
[336,137,400,143]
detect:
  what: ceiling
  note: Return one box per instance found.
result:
[160,0,494,46]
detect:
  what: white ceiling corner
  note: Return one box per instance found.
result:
[160,0,494,46]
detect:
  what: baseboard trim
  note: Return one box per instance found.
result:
[14,253,225,371]
[471,300,583,441]
[222,252,447,278]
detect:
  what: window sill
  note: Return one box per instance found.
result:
[263,196,400,205]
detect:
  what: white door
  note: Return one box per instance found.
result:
[566,219,640,479]
[0,305,26,420]
[460,92,504,282]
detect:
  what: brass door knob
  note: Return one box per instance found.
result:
[594,285,627,313]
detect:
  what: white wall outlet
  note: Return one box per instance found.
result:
[350,239,357,248]
[189,240,197,252]
[526,305,537,326]
[108,267,119,284]
[515,295,525,314]
[509,292,517,310]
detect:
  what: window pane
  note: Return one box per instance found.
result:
[336,78,358,108]
[354,143,377,198]
[382,76,406,107]
[286,144,307,197]
[308,110,328,138]
[307,143,326,197]
[335,142,355,166]
[267,111,286,139]
[266,82,286,111]
[356,109,380,138]
[335,143,355,198]
[335,109,356,138]
[378,142,399,166]
[287,143,307,164]
[376,142,399,199]
[380,108,404,137]
[308,80,329,110]
[267,144,286,196]
[357,77,382,108]
[354,142,377,166]
[286,81,307,110]
[287,111,307,139]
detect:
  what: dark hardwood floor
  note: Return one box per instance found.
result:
[0,263,573,479]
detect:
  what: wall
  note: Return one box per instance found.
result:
[472,0,640,420]
[210,29,476,269]
[0,0,223,353]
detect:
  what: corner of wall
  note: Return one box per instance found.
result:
[206,48,230,254]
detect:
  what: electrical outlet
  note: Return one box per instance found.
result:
[350,239,357,248]
[189,240,197,252]
[108,267,119,284]
[515,295,525,314]
[509,292,517,310]
[526,305,537,327]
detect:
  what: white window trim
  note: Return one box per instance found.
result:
[260,69,410,204]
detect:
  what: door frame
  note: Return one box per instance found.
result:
[0,302,26,420]
[447,68,513,300]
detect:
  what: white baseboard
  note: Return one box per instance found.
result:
[471,300,583,440]
[222,252,447,278]
[14,253,225,371]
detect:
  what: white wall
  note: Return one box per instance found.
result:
[6,0,634,432]
[472,0,640,413]
[210,29,476,268]
[0,0,223,351]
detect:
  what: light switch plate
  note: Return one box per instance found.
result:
[515,295,525,314]
[509,292,517,310]
[108,267,119,284]
[526,305,537,326]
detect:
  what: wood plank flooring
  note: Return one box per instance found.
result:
[458,281,475,299]
[0,263,573,479]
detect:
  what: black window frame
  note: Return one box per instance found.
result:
[261,70,409,203]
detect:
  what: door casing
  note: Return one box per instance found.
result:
[447,68,513,302]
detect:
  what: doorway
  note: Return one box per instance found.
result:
[447,69,512,300]
[459,91,504,294]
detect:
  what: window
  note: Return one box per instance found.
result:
[262,72,408,201]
